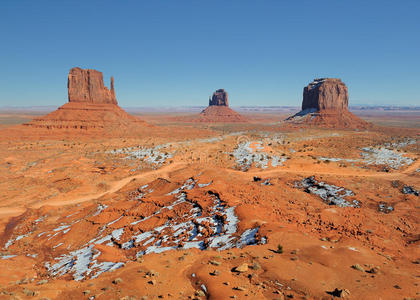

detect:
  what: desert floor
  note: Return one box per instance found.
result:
[0,109,419,300]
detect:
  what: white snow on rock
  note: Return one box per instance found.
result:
[286,107,318,120]
[42,178,265,280]
[360,147,414,169]
[35,215,47,223]
[108,132,247,170]
[383,138,417,149]
[93,204,108,216]
[318,157,360,163]
[46,246,124,281]
[110,145,173,170]
[318,139,417,170]
[232,141,287,171]
[0,255,17,259]
[296,177,359,207]
[236,227,260,248]
[7,176,266,281]
[4,232,31,249]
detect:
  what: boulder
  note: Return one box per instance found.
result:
[234,263,249,273]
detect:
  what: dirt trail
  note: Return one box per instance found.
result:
[0,162,187,218]
[32,162,187,208]
[0,159,418,219]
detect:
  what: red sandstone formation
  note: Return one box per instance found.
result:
[68,67,117,104]
[26,102,147,130]
[24,67,148,131]
[302,78,348,111]
[195,89,247,123]
[285,78,371,129]
[209,89,229,106]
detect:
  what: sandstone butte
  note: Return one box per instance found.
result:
[67,67,117,105]
[196,89,247,123]
[285,78,371,129]
[23,67,148,131]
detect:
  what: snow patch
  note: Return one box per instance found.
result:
[361,147,414,169]
[296,177,358,207]
[232,141,287,171]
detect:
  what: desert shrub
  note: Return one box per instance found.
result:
[275,244,283,254]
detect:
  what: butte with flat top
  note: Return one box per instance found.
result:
[24,67,148,131]
[285,78,371,129]
[196,89,247,122]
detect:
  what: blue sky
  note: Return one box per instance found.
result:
[1,1,419,107]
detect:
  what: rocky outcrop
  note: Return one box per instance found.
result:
[68,67,117,104]
[194,89,246,122]
[209,89,229,106]
[24,67,148,132]
[177,89,246,123]
[302,78,348,111]
[285,78,371,129]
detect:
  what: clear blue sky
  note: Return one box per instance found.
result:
[1,1,419,107]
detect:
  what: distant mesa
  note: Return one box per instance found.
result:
[24,67,148,131]
[195,89,247,123]
[285,78,371,129]
[209,88,229,106]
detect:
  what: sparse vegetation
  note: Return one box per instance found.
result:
[274,244,283,254]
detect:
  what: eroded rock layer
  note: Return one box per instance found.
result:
[209,89,229,106]
[193,89,246,123]
[302,78,348,111]
[68,67,117,104]
[286,78,371,129]
[24,67,148,131]
[26,102,147,130]
[198,106,247,123]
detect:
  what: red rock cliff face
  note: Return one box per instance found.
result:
[68,67,117,104]
[22,67,149,132]
[209,89,229,106]
[285,77,370,129]
[302,78,348,111]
